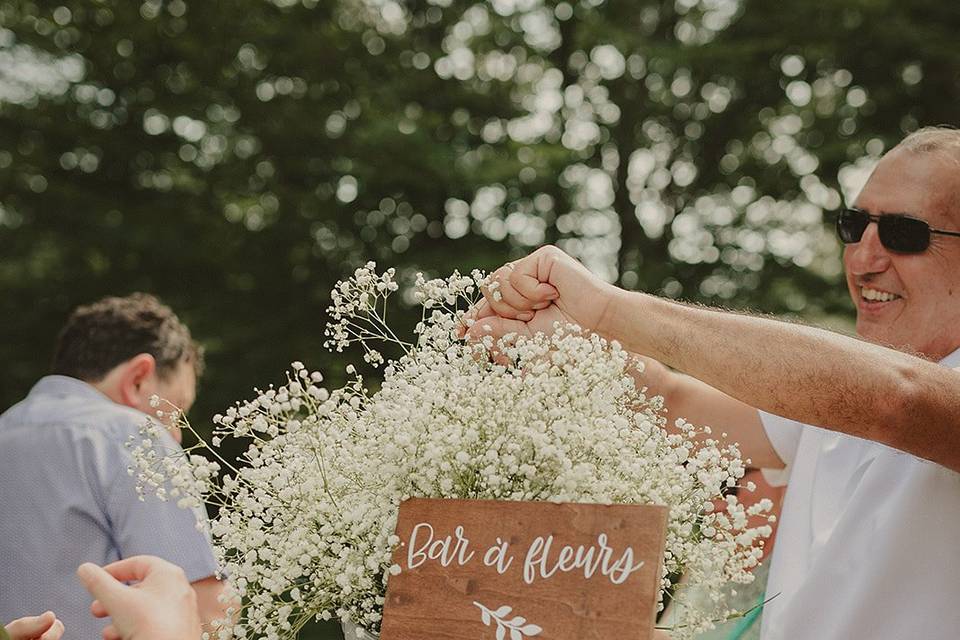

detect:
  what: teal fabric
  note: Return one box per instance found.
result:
[691,562,769,640]
[724,597,764,639]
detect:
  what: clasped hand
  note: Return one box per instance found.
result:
[460,245,617,342]
[76,556,203,640]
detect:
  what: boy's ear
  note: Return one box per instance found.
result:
[118,353,157,407]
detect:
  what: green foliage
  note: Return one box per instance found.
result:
[1,2,958,634]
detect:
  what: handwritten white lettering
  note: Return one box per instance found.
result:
[522,533,645,585]
[482,537,515,574]
[406,522,475,570]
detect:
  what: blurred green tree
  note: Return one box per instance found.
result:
[1,1,959,636]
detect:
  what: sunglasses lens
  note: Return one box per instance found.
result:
[837,209,868,243]
[879,216,930,253]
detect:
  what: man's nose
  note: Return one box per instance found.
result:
[844,222,891,274]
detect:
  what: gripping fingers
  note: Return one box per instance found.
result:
[464,315,532,343]
[463,316,530,365]
[91,599,108,618]
[481,269,528,320]
[40,619,64,640]
[458,300,496,338]
[5,612,58,638]
[509,264,559,306]
[495,266,541,313]
[99,555,156,583]
[102,624,121,640]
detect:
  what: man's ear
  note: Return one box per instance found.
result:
[118,353,157,407]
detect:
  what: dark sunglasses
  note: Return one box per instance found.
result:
[836,207,960,253]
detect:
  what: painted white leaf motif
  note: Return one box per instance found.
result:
[473,602,544,640]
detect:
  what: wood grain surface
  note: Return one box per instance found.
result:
[380,498,668,640]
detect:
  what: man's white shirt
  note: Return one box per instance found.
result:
[758,348,960,639]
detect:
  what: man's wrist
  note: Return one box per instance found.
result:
[597,287,668,360]
[596,285,634,346]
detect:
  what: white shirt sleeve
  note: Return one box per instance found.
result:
[758,410,805,487]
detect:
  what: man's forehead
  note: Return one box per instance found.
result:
[855,150,959,223]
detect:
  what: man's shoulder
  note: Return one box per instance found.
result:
[1,384,151,443]
[74,401,153,440]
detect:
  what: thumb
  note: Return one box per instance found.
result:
[5,611,56,638]
[464,315,533,343]
[76,563,127,611]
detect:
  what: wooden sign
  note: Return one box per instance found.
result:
[380,498,668,640]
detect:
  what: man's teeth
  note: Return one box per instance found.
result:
[861,286,899,302]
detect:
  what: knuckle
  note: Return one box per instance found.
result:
[166,565,190,585]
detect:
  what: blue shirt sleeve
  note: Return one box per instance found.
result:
[102,423,219,583]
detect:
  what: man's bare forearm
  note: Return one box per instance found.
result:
[626,355,781,469]
[603,290,960,472]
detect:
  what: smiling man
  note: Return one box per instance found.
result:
[466,127,960,639]
[0,294,226,639]
[841,137,960,358]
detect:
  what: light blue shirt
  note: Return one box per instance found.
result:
[0,376,218,638]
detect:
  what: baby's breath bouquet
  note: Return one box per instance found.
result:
[132,264,773,640]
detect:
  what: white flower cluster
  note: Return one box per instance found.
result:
[132,264,772,640]
[323,262,403,367]
[130,398,221,511]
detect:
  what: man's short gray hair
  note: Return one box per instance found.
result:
[895,126,960,164]
[893,126,960,223]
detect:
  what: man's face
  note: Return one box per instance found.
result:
[148,359,197,442]
[156,359,197,413]
[844,148,960,360]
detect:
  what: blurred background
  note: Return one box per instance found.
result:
[2,0,959,637]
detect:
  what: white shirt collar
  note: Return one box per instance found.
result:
[940,347,960,369]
